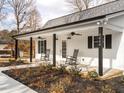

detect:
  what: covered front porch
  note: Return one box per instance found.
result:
[13,17,123,76]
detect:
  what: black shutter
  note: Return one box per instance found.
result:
[88,36,92,49]
[38,41,41,53]
[44,40,47,53]
[106,34,112,49]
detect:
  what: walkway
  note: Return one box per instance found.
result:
[0,63,39,93]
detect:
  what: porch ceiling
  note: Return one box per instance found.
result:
[15,20,102,40]
[15,17,123,40]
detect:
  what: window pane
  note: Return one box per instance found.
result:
[94,36,104,48]
[94,36,99,48]
[38,41,41,53]
[62,40,66,58]
[41,41,44,53]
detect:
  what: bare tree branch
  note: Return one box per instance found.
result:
[66,0,115,12]
[66,0,93,12]
[22,7,42,32]
[8,0,35,33]
[0,0,6,21]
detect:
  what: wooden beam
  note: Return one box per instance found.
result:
[15,39,18,60]
[98,27,104,76]
[53,34,56,66]
[30,37,33,62]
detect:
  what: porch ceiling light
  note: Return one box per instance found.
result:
[97,19,108,25]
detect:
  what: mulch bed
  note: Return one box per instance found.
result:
[2,65,124,93]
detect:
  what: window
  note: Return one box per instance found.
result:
[38,40,47,54]
[105,34,112,49]
[62,40,66,58]
[94,36,104,48]
[94,36,99,48]
[88,36,92,49]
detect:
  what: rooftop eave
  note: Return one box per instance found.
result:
[12,15,106,39]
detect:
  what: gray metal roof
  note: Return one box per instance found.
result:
[43,0,124,29]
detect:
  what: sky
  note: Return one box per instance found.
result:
[0,0,110,31]
[36,0,71,23]
[0,0,71,30]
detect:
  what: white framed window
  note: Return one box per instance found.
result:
[62,40,66,58]
[38,40,47,54]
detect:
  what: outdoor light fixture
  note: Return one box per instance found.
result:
[70,32,82,36]
[97,19,108,25]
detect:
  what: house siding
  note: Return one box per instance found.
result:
[34,28,123,69]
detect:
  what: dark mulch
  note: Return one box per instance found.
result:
[2,66,124,93]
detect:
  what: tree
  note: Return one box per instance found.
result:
[0,0,6,21]
[23,7,42,32]
[66,0,93,12]
[8,0,35,33]
[66,0,114,12]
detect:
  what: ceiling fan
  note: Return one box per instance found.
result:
[70,32,82,36]
[67,32,82,39]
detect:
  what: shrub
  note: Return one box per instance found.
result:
[45,64,53,71]
[49,81,65,93]
[57,65,67,74]
[68,66,82,77]
[25,68,33,77]
[49,76,72,93]
[101,84,116,93]
[121,75,124,83]
[38,63,44,71]
[88,71,98,79]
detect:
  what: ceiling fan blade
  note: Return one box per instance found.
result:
[75,33,82,36]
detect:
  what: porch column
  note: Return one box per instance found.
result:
[15,39,18,60]
[98,27,104,76]
[53,34,56,66]
[30,37,33,62]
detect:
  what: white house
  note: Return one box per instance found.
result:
[12,0,124,76]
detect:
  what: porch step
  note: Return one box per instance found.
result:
[99,69,123,80]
